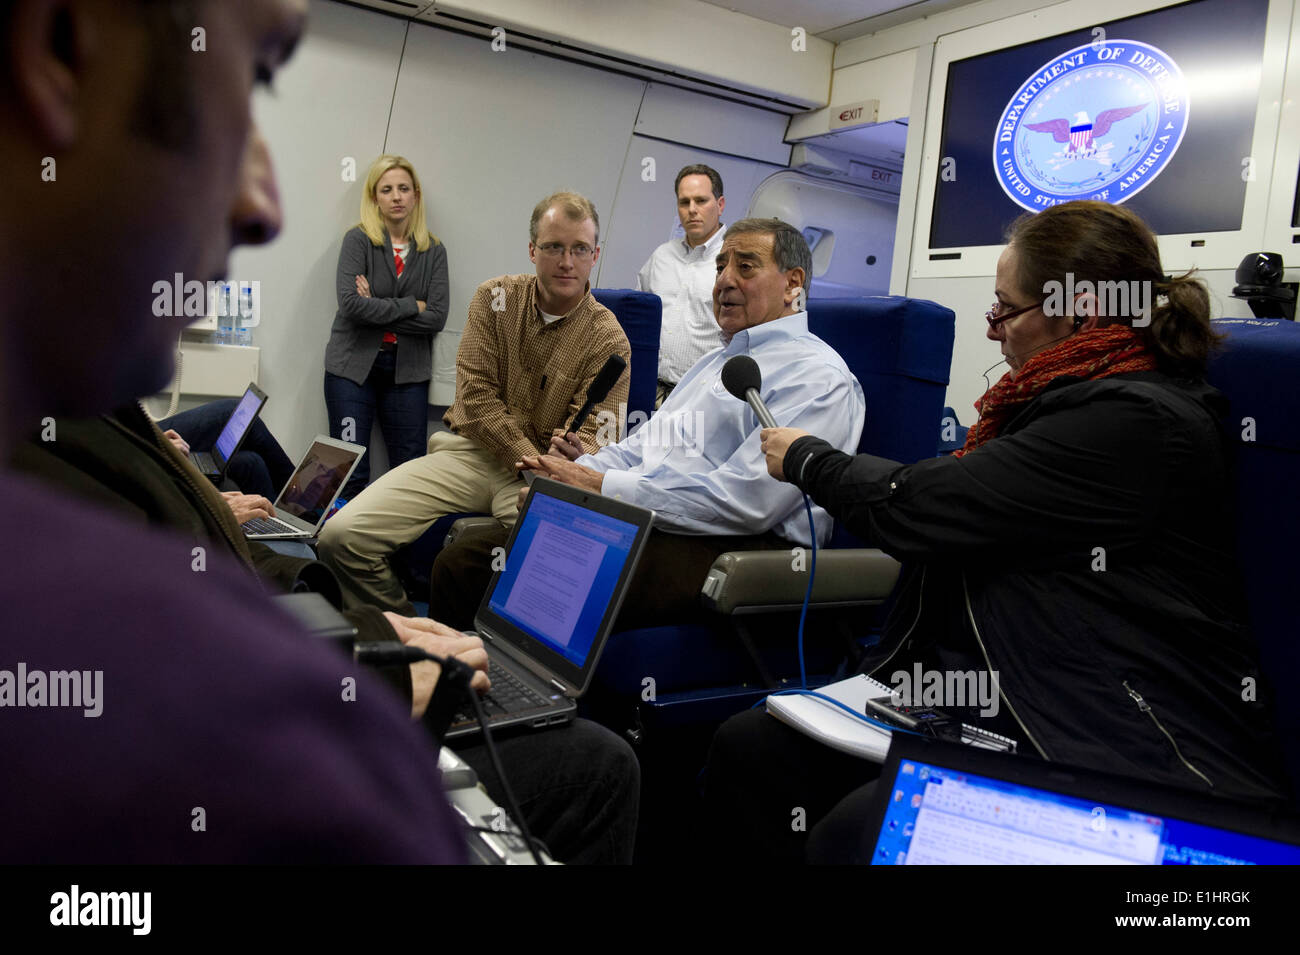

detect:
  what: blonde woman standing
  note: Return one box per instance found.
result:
[325,155,448,500]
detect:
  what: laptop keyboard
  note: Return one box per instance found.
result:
[241,516,300,536]
[453,660,553,724]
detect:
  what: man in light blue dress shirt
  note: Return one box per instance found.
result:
[430,218,864,629]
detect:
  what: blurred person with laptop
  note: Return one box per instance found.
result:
[0,0,636,864]
[14,398,640,863]
[0,0,469,863]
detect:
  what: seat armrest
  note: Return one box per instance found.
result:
[444,516,504,548]
[700,548,901,615]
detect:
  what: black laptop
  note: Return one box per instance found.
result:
[188,382,267,482]
[865,734,1300,865]
[444,476,654,739]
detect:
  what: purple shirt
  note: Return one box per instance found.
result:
[0,472,464,863]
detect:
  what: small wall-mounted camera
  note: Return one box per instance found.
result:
[1231,252,1296,320]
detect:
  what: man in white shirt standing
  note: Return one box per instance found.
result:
[637,164,729,407]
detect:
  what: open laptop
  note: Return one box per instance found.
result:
[865,734,1300,865]
[444,476,654,739]
[241,436,365,540]
[188,382,267,481]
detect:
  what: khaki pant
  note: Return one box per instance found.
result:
[317,431,524,613]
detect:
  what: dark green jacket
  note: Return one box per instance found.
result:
[13,403,412,702]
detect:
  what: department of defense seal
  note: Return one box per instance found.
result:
[993,39,1189,212]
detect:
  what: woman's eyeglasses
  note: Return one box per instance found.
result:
[985,300,1041,329]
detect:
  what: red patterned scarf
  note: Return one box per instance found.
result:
[955,325,1157,457]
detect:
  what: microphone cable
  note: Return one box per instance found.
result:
[755,455,928,738]
[759,512,924,739]
[796,493,817,690]
[772,492,924,736]
[969,331,1074,448]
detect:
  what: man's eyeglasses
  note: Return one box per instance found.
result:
[536,243,595,261]
[985,300,1041,329]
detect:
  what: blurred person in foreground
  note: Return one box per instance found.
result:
[0,0,467,862]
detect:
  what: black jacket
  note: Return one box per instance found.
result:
[13,404,411,701]
[787,370,1288,804]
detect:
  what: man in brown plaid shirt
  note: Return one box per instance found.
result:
[319,192,631,613]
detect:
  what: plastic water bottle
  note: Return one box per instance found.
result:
[215,283,235,345]
[235,285,254,346]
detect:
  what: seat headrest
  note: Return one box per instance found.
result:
[1208,319,1300,451]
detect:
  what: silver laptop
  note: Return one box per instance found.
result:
[241,436,365,540]
[444,476,655,739]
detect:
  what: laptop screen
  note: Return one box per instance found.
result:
[213,386,264,462]
[870,742,1300,865]
[487,491,641,669]
[276,440,362,526]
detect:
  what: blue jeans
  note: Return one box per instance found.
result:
[323,348,429,501]
[159,398,295,499]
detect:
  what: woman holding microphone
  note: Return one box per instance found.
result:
[325,155,448,501]
[707,200,1288,862]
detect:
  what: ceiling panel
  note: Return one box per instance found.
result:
[697,0,918,33]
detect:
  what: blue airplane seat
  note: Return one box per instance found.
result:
[594,288,663,432]
[589,295,957,705]
[938,405,970,454]
[1206,317,1300,794]
[806,298,958,546]
[391,288,662,601]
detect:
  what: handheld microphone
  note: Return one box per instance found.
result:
[354,642,474,738]
[354,641,442,666]
[567,354,627,436]
[721,355,779,429]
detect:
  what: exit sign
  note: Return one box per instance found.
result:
[829,99,879,131]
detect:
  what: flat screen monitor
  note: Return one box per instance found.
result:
[911,0,1287,277]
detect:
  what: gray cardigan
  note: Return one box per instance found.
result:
[324,225,449,385]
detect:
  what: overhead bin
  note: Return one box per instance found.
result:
[347,0,836,110]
